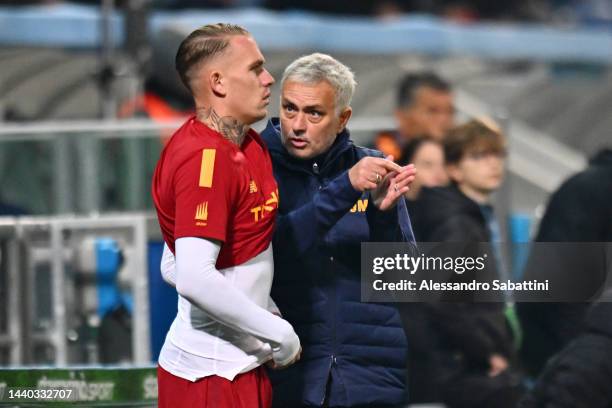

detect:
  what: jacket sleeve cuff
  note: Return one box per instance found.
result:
[325,170,362,208]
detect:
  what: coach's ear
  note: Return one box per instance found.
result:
[337,107,352,133]
[210,70,227,97]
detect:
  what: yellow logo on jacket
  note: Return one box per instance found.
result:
[350,199,368,213]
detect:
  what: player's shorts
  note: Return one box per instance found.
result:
[157,364,272,408]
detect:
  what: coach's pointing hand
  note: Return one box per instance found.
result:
[348,156,403,192]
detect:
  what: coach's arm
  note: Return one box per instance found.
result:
[274,156,415,256]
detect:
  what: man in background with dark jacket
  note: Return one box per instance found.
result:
[261,53,417,408]
[518,148,612,376]
[519,289,612,408]
[410,120,523,407]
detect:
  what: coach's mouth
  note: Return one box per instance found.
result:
[289,137,308,149]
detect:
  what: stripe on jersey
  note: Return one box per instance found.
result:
[199,149,216,188]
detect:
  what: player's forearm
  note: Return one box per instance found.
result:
[275,170,361,255]
[174,237,300,365]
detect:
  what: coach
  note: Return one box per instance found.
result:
[261,53,416,408]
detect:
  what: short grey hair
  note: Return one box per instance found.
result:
[281,53,357,113]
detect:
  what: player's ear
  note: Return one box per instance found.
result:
[210,70,227,97]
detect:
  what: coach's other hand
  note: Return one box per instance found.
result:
[371,160,417,211]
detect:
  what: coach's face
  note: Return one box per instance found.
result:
[280,80,352,160]
[215,35,274,125]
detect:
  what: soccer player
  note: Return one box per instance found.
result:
[151,23,301,408]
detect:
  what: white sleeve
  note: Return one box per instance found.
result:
[175,237,300,366]
[267,296,281,316]
[160,243,176,287]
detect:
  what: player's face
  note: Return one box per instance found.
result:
[395,87,454,141]
[222,35,275,125]
[280,80,352,160]
[448,148,506,194]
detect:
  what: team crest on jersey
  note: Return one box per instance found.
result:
[249,180,258,193]
[195,202,208,226]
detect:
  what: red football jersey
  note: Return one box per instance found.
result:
[152,117,278,269]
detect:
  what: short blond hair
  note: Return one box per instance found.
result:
[175,23,249,92]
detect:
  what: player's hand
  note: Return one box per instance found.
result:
[371,163,417,211]
[488,353,509,377]
[270,322,301,369]
[348,155,403,192]
[266,347,302,370]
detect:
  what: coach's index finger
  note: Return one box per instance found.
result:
[373,157,402,173]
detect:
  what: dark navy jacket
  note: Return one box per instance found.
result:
[262,118,414,407]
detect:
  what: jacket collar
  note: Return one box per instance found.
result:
[262,117,354,175]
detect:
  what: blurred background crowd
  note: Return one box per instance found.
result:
[3,0,612,24]
[0,1,611,407]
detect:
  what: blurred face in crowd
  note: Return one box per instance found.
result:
[199,35,274,125]
[405,140,449,199]
[395,86,454,141]
[280,80,352,160]
[413,140,449,186]
[448,147,506,202]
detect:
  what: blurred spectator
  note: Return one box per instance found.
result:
[518,148,612,376]
[401,136,449,200]
[374,72,454,163]
[519,290,612,408]
[406,120,524,406]
[400,136,449,241]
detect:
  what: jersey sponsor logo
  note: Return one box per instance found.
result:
[250,190,279,222]
[249,180,258,193]
[199,149,216,188]
[195,202,208,226]
[350,199,368,213]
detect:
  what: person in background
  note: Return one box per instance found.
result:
[519,290,612,408]
[518,147,612,376]
[409,120,524,407]
[374,72,454,163]
[400,136,449,199]
[399,136,449,240]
